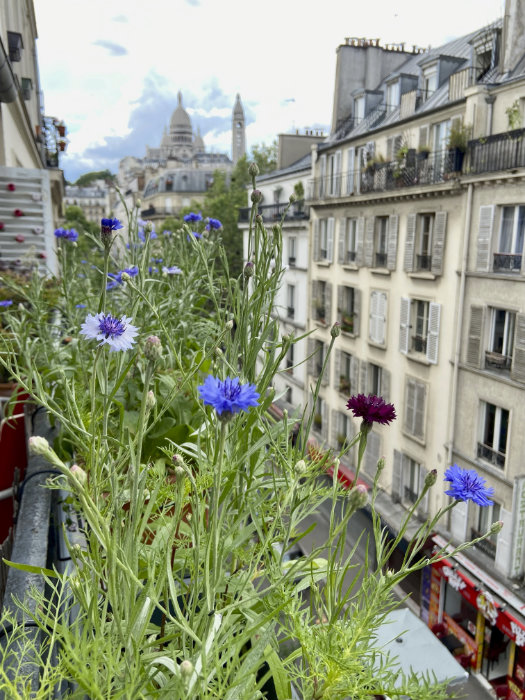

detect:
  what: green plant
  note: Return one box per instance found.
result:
[447,122,471,152]
[417,143,431,154]
[396,144,409,160]
[506,99,522,130]
[293,181,304,200]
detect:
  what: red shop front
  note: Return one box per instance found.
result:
[427,535,525,699]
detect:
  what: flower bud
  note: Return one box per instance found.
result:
[146,390,156,410]
[244,261,254,278]
[225,319,234,330]
[135,199,141,208]
[348,483,368,509]
[174,465,185,480]
[376,457,385,473]
[251,189,263,204]
[255,214,263,224]
[144,335,162,361]
[272,224,280,236]
[172,454,185,468]
[180,659,193,678]
[295,459,307,475]
[289,193,297,203]
[144,221,153,234]
[70,464,87,486]
[331,322,341,338]
[121,271,131,282]
[248,162,259,177]
[490,520,503,535]
[425,469,437,488]
[28,435,51,456]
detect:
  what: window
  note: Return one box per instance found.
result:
[393,450,429,515]
[402,456,422,505]
[485,308,515,370]
[478,402,509,469]
[494,206,525,272]
[314,280,327,323]
[286,343,294,373]
[472,501,501,559]
[287,284,295,319]
[338,285,360,334]
[369,363,383,395]
[320,220,328,259]
[345,218,358,263]
[314,218,335,262]
[355,96,365,121]
[386,81,400,114]
[314,339,325,376]
[338,351,353,394]
[314,396,326,437]
[375,217,389,268]
[417,214,434,270]
[399,298,441,363]
[335,411,351,450]
[369,290,387,346]
[404,212,447,275]
[285,386,293,404]
[404,377,427,440]
[307,338,331,386]
[327,151,341,196]
[288,236,296,266]
[422,68,438,100]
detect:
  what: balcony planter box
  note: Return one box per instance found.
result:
[447,147,465,173]
[0,385,28,543]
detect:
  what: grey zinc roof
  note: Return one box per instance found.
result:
[256,153,312,183]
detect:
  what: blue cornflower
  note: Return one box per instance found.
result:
[148,266,158,274]
[101,218,123,232]
[206,217,222,230]
[151,258,163,263]
[122,266,139,277]
[54,227,67,238]
[162,265,182,275]
[187,231,202,241]
[198,375,259,417]
[64,228,79,241]
[80,312,138,352]
[163,230,172,236]
[0,300,13,307]
[184,212,202,223]
[444,464,494,507]
[75,303,86,308]
[80,260,87,264]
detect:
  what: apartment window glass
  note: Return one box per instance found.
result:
[490,308,515,358]
[412,300,430,354]
[345,218,358,263]
[369,363,383,396]
[287,284,295,319]
[338,351,352,394]
[315,340,325,376]
[375,217,389,267]
[341,286,356,333]
[478,402,509,469]
[320,219,328,259]
[474,501,501,559]
[355,96,365,121]
[402,457,421,505]
[386,81,400,113]
[499,205,525,254]
[423,69,437,99]
[314,396,324,433]
[316,281,327,322]
[337,411,351,449]
[417,214,434,271]
[286,343,294,372]
[288,236,297,265]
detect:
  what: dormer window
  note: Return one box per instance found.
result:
[422,66,437,100]
[386,81,400,114]
[355,96,365,121]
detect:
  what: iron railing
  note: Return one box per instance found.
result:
[288,256,296,266]
[238,200,308,223]
[287,306,295,319]
[471,528,496,559]
[416,254,432,271]
[477,442,505,469]
[404,486,418,504]
[468,129,525,174]
[412,335,427,353]
[484,351,512,370]
[493,253,523,273]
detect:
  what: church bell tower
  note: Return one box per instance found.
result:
[232,94,246,165]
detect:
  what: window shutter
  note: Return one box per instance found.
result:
[392,450,403,501]
[431,212,447,275]
[331,409,340,448]
[381,368,391,403]
[338,218,346,263]
[313,219,320,262]
[354,288,361,337]
[360,361,369,394]
[311,280,319,319]
[495,507,513,575]
[327,217,335,262]
[369,291,378,343]
[466,305,484,367]
[356,217,365,266]
[404,213,417,272]
[405,378,416,433]
[319,154,327,197]
[321,400,329,441]
[387,214,399,270]
[307,338,316,376]
[325,282,332,325]
[334,349,341,391]
[414,381,426,440]
[511,313,525,383]
[321,346,330,387]
[450,500,468,542]
[393,135,403,157]
[417,465,429,519]
[335,150,342,195]
[337,285,343,313]
[426,302,441,364]
[364,217,375,267]
[376,291,387,345]
[476,205,494,272]
[399,297,411,354]
[351,356,360,394]
[347,148,355,194]
[386,137,394,161]
[364,430,381,477]
[418,126,429,148]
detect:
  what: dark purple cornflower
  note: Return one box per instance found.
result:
[184,212,203,223]
[346,393,396,426]
[198,375,259,417]
[444,464,494,507]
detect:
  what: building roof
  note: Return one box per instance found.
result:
[169,91,192,134]
[257,153,312,183]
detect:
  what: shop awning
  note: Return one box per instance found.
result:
[373,607,468,687]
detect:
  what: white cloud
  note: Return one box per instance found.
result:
[34,0,505,179]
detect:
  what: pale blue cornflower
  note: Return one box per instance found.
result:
[80,312,138,352]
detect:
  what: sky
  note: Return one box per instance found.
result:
[34,0,505,183]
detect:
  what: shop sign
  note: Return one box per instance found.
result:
[442,566,466,592]
[512,621,525,648]
[511,477,525,579]
[509,678,525,700]
[476,589,498,626]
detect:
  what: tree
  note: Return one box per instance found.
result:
[250,140,278,174]
[75,170,116,187]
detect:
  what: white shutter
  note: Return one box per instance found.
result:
[335,150,342,196]
[319,154,327,197]
[360,361,369,394]
[405,378,416,433]
[331,409,340,448]
[414,381,426,440]
[381,368,391,403]
[418,465,429,519]
[450,500,469,542]
[377,291,387,345]
[364,430,381,477]
[321,400,329,441]
[369,291,379,343]
[404,213,417,272]
[495,507,513,576]
[354,289,361,337]
[511,313,525,383]
[476,205,494,272]
[311,280,319,319]
[338,218,346,263]
[392,450,403,501]
[313,219,320,262]
[356,217,365,266]
[418,126,429,149]
[307,338,316,376]
[466,305,484,367]
[431,212,447,275]
[347,147,355,194]
[327,217,335,262]
[426,302,441,364]
[351,356,360,394]
[399,297,411,354]
[325,282,333,325]
[321,346,330,387]
[364,217,375,267]
[387,214,399,270]
[334,349,341,392]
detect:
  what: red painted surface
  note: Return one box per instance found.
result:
[0,390,27,542]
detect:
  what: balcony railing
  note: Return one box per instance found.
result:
[344,251,357,264]
[238,200,308,223]
[374,252,387,268]
[448,67,477,102]
[412,335,427,353]
[471,528,496,559]
[308,150,459,199]
[404,486,418,504]
[468,129,525,174]
[485,350,512,370]
[477,442,505,469]
[288,256,296,267]
[287,306,295,319]
[493,253,522,273]
[416,254,432,271]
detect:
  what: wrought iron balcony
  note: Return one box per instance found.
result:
[374,252,387,268]
[404,486,418,504]
[471,528,496,559]
[288,256,296,267]
[287,306,295,319]
[493,253,522,273]
[477,442,505,469]
[238,200,308,223]
[411,335,427,353]
[484,350,512,370]
[468,129,525,174]
[416,254,432,271]
[344,251,357,264]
